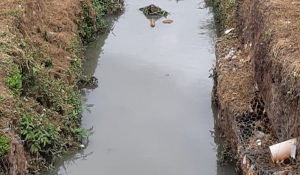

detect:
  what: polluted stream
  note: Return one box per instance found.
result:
[49,0,237,175]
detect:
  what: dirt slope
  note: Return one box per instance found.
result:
[0,0,123,174]
[210,0,300,174]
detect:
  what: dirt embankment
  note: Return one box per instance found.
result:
[210,0,300,174]
[0,0,123,174]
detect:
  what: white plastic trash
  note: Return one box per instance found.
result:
[269,138,297,163]
[224,28,234,35]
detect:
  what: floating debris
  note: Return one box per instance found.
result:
[151,19,155,27]
[162,19,173,24]
[140,4,169,17]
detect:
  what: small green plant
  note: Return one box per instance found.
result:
[0,95,5,102]
[84,104,94,113]
[205,0,237,32]
[79,3,94,44]
[4,11,20,17]
[41,31,48,42]
[0,135,11,157]
[217,141,237,165]
[209,64,218,84]
[42,58,53,68]
[212,91,219,104]
[21,114,59,153]
[287,88,293,95]
[75,128,89,142]
[6,64,22,95]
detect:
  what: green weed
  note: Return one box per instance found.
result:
[5,64,22,95]
[41,31,48,42]
[21,113,59,154]
[217,141,238,165]
[79,3,95,44]
[0,135,10,157]
[205,0,237,32]
[79,0,124,45]
[209,64,218,84]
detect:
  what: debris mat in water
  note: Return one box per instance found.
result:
[139,4,169,17]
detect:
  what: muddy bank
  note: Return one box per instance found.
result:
[0,0,123,174]
[210,0,300,174]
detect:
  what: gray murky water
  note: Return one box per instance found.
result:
[49,0,237,174]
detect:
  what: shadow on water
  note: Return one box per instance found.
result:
[83,15,121,76]
[46,15,122,175]
[48,1,238,174]
[212,104,238,175]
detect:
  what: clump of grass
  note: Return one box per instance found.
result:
[79,0,124,45]
[205,0,237,32]
[209,64,218,84]
[79,2,94,44]
[0,135,10,158]
[5,63,22,96]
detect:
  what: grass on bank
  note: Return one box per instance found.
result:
[0,0,123,173]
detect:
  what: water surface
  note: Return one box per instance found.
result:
[49,0,237,174]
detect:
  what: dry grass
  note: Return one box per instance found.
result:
[213,0,300,173]
[216,36,256,113]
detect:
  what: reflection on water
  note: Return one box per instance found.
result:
[47,150,94,175]
[84,15,121,76]
[48,0,237,175]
